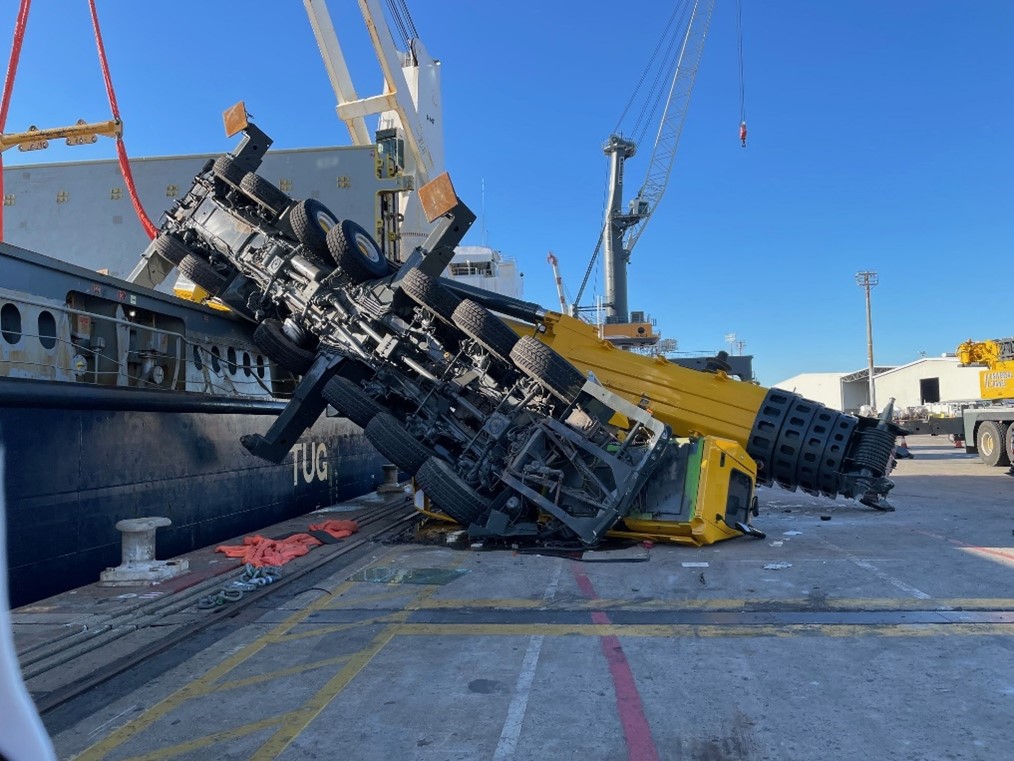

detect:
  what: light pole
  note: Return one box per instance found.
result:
[855,271,878,412]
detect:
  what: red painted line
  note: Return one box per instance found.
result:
[572,565,661,761]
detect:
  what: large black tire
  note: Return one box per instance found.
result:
[400,268,461,326]
[1006,423,1014,465]
[415,456,489,526]
[977,421,1011,467]
[451,299,519,364]
[253,318,316,375]
[178,253,229,297]
[509,336,585,405]
[289,199,339,266]
[153,232,191,266]
[326,219,388,283]
[323,376,384,428]
[365,412,436,475]
[212,155,245,189]
[239,172,290,217]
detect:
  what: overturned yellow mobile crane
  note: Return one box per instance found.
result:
[131,114,904,549]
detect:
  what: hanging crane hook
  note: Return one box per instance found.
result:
[739,120,747,148]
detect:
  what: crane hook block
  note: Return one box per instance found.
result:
[739,121,748,148]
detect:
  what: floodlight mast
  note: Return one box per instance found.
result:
[855,270,879,412]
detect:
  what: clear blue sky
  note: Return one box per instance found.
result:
[2,1,1012,385]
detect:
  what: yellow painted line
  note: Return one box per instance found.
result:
[210,653,353,694]
[411,597,1014,612]
[249,622,400,761]
[248,558,465,759]
[327,586,431,608]
[272,614,401,643]
[391,622,1014,639]
[120,712,293,761]
[77,576,362,760]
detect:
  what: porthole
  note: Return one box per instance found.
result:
[227,347,238,375]
[1,303,22,344]
[211,346,222,374]
[256,355,265,378]
[243,351,252,377]
[37,310,57,350]
[192,344,203,371]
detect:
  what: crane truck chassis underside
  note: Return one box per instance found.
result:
[130,118,904,547]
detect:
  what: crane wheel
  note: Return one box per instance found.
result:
[509,337,585,405]
[326,219,389,283]
[415,456,489,526]
[288,199,340,269]
[322,376,384,429]
[364,412,437,475]
[252,318,316,376]
[976,421,1011,467]
[451,299,519,365]
[239,172,290,218]
[212,155,245,189]
[400,269,461,326]
[178,253,229,297]
[153,232,193,266]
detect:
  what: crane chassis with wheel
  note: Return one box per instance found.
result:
[953,338,1014,468]
[130,112,904,547]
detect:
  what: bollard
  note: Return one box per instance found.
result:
[377,463,403,494]
[99,516,190,586]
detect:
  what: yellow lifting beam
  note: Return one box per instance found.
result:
[0,117,122,153]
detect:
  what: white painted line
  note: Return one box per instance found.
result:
[88,704,139,738]
[493,634,545,761]
[493,560,562,761]
[820,538,932,600]
[682,562,709,568]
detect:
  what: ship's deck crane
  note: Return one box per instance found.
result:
[303,0,444,254]
[546,251,570,315]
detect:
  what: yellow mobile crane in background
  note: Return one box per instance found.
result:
[952,337,1014,467]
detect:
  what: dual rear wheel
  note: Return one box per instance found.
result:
[976,420,1012,467]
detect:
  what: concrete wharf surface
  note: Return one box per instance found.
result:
[25,435,1014,760]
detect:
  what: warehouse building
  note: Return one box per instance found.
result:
[774,356,982,415]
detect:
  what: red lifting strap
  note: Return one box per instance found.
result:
[0,0,32,241]
[87,0,157,239]
[0,0,157,242]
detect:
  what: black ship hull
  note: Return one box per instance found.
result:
[1,378,385,607]
[0,242,388,607]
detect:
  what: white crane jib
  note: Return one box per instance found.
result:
[303,0,445,253]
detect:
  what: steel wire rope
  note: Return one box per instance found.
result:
[86,0,157,239]
[737,0,747,123]
[611,0,687,136]
[397,0,419,41]
[383,0,411,50]
[631,3,690,146]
